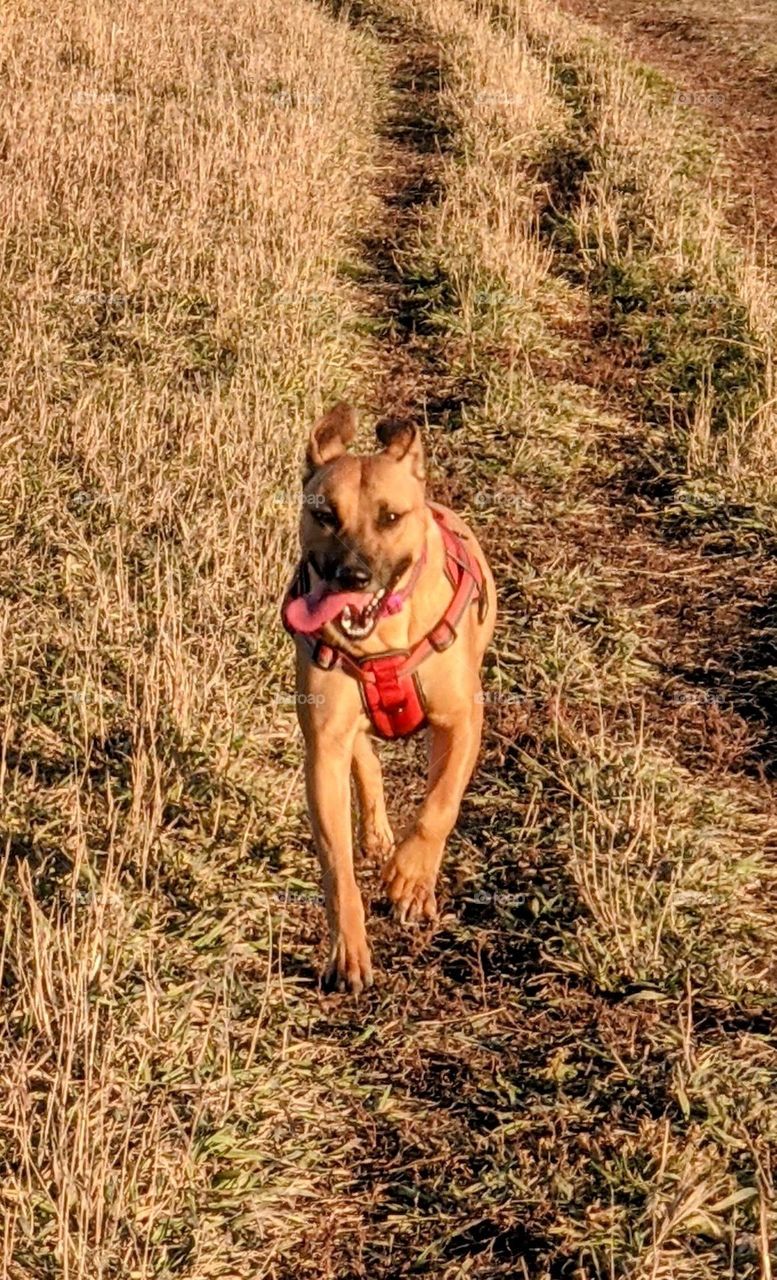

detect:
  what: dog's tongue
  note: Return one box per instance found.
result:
[285,582,372,633]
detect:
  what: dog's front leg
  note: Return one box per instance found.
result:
[382,697,483,923]
[298,695,373,993]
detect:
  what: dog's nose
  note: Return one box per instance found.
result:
[335,562,371,590]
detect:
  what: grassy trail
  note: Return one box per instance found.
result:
[554,0,777,248]
[303,1,777,1275]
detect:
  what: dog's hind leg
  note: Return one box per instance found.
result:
[351,731,394,861]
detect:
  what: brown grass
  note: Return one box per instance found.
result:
[1,0,776,1276]
[0,0,382,1272]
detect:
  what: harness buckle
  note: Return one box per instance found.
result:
[429,619,457,652]
[311,640,339,671]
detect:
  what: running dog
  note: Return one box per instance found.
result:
[282,402,496,993]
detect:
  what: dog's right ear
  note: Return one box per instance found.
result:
[304,402,356,480]
[376,417,425,481]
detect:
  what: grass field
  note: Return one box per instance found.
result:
[0,0,775,1276]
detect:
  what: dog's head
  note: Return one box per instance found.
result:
[295,402,427,640]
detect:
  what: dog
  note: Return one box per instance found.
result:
[282,402,496,993]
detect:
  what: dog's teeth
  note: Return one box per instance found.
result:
[335,590,386,641]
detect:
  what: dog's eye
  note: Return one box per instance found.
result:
[378,509,404,529]
[312,507,338,528]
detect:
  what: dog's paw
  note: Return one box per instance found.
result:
[381,842,438,925]
[359,820,395,863]
[321,933,374,996]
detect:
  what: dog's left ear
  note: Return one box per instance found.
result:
[376,418,425,482]
[304,402,356,479]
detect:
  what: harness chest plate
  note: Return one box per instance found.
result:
[358,652,428,740]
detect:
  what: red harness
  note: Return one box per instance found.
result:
[282,506,487,740]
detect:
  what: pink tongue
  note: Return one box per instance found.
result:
[285,582,372,634]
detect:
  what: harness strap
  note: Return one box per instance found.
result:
[309,637,377,683]
[392,528,482,680]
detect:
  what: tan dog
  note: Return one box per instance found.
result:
[283,403,496,993]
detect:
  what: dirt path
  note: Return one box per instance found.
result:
[555,0,777,248]
[342,3,462,426]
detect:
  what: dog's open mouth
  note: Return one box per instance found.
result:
[284,580,387,640]
[337,586,387,640]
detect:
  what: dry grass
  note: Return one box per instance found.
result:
[0,0,382,1273]
[512,0,777,495]
[1,0,776,1276]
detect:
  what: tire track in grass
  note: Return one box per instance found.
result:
[473,0,777,782]
[555,0,777,247]
[400,2,777,1274]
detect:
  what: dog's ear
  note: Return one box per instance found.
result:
[305,402,356,478]
[376,418,425,481]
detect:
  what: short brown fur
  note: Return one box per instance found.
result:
[293,402,496,992]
